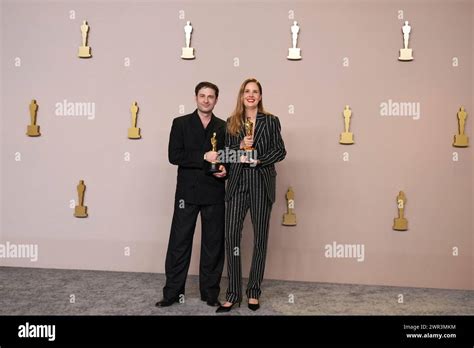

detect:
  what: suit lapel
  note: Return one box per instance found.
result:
[253,113,267,148]
[191,109,204,131]
[238,121,246,140]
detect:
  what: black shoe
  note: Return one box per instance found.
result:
[155,298,179,307]
[202,298,221,307]
[216,301,241,313]
[248,300,260,311]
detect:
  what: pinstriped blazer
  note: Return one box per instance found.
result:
[224,113,286,203]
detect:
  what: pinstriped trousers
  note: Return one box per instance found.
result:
[225,167,273,303]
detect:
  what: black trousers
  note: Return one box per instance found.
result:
[225,168,273,303]
[163,200,225,301]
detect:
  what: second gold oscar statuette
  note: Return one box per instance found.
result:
[206,132,220,174]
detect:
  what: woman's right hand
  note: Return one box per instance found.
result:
[240,155,250,163]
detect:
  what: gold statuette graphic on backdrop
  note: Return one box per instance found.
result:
[453,106,469,147]
[287,21,302,60]
[393,191,408,231]
[339,105,354,144]
[26,99,41,137]
[74,180,88,218]
[181,21,195,59]
[78,20,92,58]
[128,101,141,139]
[282,187,297,226]
[398,21,414,61]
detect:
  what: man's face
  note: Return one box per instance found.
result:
[196,87,218,114]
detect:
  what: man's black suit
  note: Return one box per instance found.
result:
[163,110,226,302]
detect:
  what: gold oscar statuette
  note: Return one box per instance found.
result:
[243,117,255,162]
[74,180,88,218]
[128,101,141,139]
[453,106,468,147]
[339,105,354,144]
[398,21,413,61]
[393,191,408,231]
[78,20,92,58]
[206,132,221,174]
[26,99,41,137]
[181,21,195,59]
[282,187,297,226]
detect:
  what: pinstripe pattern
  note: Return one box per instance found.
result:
[223,113,286,303]
[225,169,273,302]
[225,114,286,204]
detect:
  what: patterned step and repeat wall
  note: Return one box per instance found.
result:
[1,0,473,290]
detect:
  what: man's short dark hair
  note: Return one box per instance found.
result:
[195,81,219,98]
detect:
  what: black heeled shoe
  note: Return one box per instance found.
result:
[248,300,260,311]
[215,301,241,313]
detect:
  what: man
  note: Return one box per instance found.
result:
[156,82,227,308]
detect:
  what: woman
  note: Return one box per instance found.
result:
[216,78,286,312]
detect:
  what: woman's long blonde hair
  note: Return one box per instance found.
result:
[227,78,270,136]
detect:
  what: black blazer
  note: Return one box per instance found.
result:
[225,113,286,203]
[168,110,226,205]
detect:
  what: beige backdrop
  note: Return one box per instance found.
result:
[471,0,473,291]
[1,0,473,290]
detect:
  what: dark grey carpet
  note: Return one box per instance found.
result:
[0,267,472,315]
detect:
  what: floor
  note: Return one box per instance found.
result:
[0,267,472,315]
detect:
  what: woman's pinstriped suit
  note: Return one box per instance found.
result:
[223,113,286,303]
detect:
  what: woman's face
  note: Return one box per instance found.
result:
[242,82,261,110]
